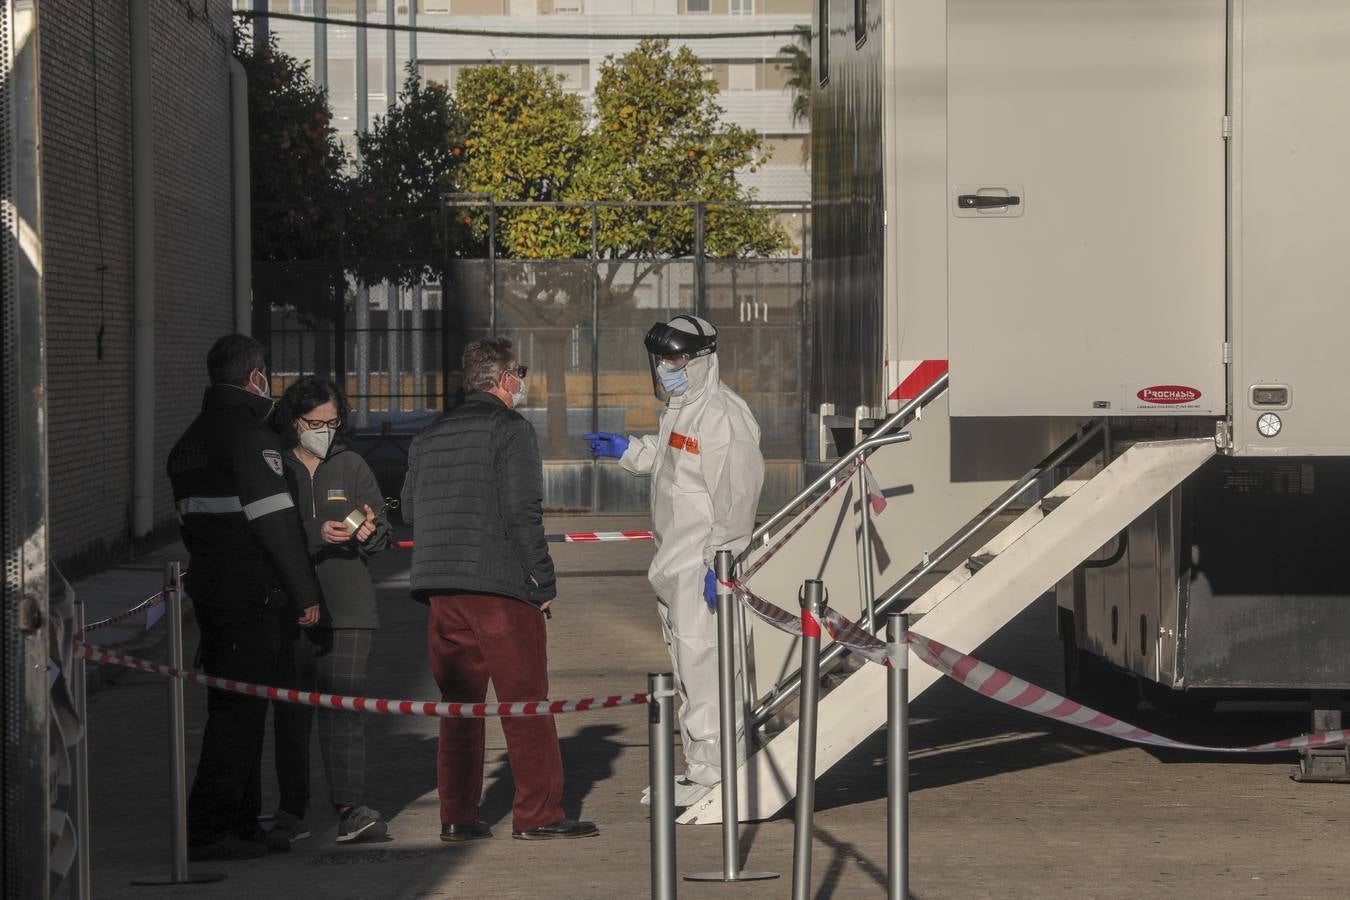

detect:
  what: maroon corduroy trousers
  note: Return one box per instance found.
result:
[427,593,564,832]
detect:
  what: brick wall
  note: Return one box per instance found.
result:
[42,0,237,573]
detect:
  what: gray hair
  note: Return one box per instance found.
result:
[462,338,516,393]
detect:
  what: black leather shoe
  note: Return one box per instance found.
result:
[511,819,599,841]
[440,821,493,843]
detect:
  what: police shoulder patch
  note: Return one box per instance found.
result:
[262,449,284,477]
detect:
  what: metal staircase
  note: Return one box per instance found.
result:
[679,378,1218,824]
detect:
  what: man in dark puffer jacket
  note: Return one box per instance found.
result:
[402,338,597,842]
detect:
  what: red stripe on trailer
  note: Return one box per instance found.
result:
[569,533,600,542]
[622,531,653,539]
[888,359,949,401]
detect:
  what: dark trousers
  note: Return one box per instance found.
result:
[273,627,375,816]
[187,607,292,846]
[427,594,564,832]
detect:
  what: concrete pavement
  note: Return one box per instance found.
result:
[79,515,1350,898]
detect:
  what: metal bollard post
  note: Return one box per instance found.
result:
[791,579,825,900]
[648,673,677,900]
[685,551,777,883]
[71,601,92,900]
[133,563,223,886]
[887,613,910,900]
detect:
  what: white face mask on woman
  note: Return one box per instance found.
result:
[299,426,334,459]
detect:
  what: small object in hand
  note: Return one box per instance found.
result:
[342,507,368,534]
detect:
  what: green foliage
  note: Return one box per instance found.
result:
[235,29,349,322]
[568,39,788,260]
[452,63,587,259]
[346,68,468,286]
[779,27,812,130]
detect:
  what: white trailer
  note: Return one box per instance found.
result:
[684,0,1350,824]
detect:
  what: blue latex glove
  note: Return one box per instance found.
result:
[704,569,718,612]
[583,432,629,459]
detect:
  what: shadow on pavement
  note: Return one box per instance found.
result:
[477,722,626,826]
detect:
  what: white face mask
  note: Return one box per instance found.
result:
[298,426,334,459]
[657,362,689,394]
[509,379,528,409]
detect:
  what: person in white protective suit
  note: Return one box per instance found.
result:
[584,315,764,808]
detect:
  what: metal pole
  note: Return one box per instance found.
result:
[589,205,600,513]
[251,0,268,49]
[648,673,676,900]
[313,0,327,88]
[887,613,910,900]
[71,601,91,900]
[488,200,498,337]
[693,202,706,318]
[132,565,223,885]
[229,59,251,335]
[791,579,825,900]
[684,553,777,884]
[408,0,418,66]
[167,562,188,880]
[130,0,156,539]
[385,0,397,109]
[355,0,368,140]
[858,462,877,631]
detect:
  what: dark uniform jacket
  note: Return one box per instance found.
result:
[401,391,557,608]
[282,440,390,629]
[167,385,321,624]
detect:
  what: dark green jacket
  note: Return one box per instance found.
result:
[282,440,391,628]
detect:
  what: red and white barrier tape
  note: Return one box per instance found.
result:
[396,530,654,549]
[906,630,1350,754]
[72,640,663,718]
[79,589,166,634]
[734,588,1350,755]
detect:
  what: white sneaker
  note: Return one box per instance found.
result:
[640,777,713,808]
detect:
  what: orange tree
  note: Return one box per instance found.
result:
[450,44,788,451]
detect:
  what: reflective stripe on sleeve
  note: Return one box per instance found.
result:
[175,496,244,516]
[243,492,295,521]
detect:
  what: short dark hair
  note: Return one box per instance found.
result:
[207,334,268,386]
[274,377,349,448]
[462,338,516,393]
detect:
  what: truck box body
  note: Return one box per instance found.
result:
[809,0,1350,695]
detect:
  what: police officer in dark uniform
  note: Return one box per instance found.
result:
[167,334,324,861]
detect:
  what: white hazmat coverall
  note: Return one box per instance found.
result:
[620,351,764,788]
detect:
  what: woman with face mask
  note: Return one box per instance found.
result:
[268,377,392,846]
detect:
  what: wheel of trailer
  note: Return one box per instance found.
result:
[1060,611,1139,716]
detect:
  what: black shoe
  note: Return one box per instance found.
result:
[240,827,292,854]
[440,821,492,843]
[511,819,599,841]
[187,834,268,861]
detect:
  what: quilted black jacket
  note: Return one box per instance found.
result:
[401,391,557,607]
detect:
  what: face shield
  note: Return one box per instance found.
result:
[644,316,717,402]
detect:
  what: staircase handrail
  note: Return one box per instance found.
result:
[748,417,1107,730]
[741,373,952,564]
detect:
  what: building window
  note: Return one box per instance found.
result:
[854,0,866,45]
[685,0,710,13]
[731,0,754,13]
[727,63,757,92]
[818,0,829,85]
